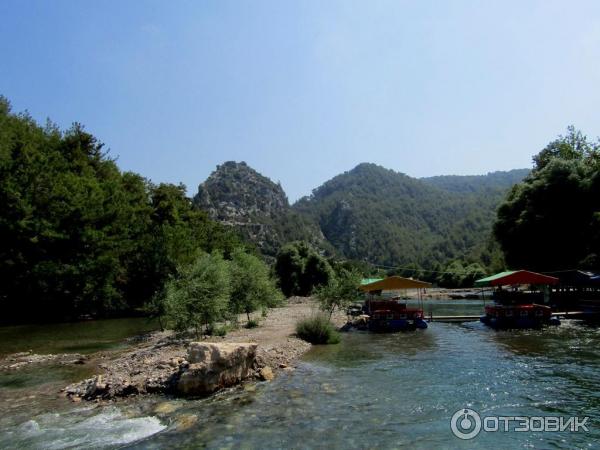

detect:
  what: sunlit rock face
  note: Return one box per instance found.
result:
[194,161,327,257]
[176,342,258,396]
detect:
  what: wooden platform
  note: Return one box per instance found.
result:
[427,311,587,323]
[427,315,480,323]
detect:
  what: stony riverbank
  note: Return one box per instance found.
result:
[61,297,345,401]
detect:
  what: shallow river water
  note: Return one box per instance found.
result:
[1,301,599,449]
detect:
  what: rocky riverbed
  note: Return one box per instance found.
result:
[59,297,344,402]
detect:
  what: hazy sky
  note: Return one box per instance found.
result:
[2,1,600,201]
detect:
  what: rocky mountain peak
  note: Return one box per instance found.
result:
[194,161,288,222]
[194,162,326,256]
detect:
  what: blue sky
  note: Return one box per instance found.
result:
[1,1,599,201]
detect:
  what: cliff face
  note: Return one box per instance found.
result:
[194,162,326,256]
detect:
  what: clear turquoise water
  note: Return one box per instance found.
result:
[2,301,599,449]
[128,319,599,449]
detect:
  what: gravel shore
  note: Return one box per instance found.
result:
[62,297,346,401]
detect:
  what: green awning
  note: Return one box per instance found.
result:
[361,278,383,286]
[474,271,517,287]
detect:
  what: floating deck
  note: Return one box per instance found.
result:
[427,311,586,323]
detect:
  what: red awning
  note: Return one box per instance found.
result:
[485,270,559,286]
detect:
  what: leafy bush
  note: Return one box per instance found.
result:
[245,319,260,329]
[316,268,362,318]
[229,248,283,321]
[206,324,229,337]
[164,251,231,339]
[295,315,340,345]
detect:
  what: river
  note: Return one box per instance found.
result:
[1,301,599,449]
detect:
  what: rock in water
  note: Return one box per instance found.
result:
[176,343,257,396]
[258,366,274,381]
[153,401,182,415]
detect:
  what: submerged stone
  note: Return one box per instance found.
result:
[153,401,182,415]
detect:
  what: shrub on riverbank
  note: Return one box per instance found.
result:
[229,248,283,324]
[158,246,285,337]
[164,252,231,339]
[295,315,340,345]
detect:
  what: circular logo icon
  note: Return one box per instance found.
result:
[451,408,482,440]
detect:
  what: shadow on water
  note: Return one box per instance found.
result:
[0,317,160,356]
[0,364,96,390]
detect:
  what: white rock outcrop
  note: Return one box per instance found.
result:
[176,342,257,396]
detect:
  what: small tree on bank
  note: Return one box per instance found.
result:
[164,251,231,339]
[229,248,282,324]
[316,268,362,319]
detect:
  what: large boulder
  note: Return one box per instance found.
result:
[175,342,257,396]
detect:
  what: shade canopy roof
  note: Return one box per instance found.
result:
[361,278,383,286]
[557,270,600,287]
[474,270,559,287]
[359,275,432,292]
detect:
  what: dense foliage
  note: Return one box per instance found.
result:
[435,261,487,288]
[494,127,600,271]
[274,241,333,297]
[0,97,244,322]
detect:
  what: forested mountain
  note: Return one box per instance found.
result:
[294,163,526,270]
[194,162,329,257]
[422,169,530,194]
[195,161,528,272]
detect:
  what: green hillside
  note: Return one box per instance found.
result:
[293,163,528,270]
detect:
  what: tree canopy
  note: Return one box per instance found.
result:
[494,126,600,271]
[274,241,333,297]
[229,248,282,322]
[0,96,244,322]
